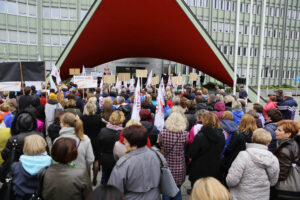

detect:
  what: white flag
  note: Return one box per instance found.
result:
[50,76,57,91]
[116,76,122,95]
[181,79,186,93]
[82,66,86,76]
[154,83,165,131]
[100,78,103,95]
[51,65,61,84]
[160,77,166,104]
[124,81,128,88]
[131,78,141,121]
[167,75,171,86]
[146,70,152,87]
[129,77,135,93]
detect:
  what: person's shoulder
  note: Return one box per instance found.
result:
[115,153,132,167]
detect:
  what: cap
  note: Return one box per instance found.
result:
[283,92,292,97]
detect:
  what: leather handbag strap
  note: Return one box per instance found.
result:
[164,134,181,157]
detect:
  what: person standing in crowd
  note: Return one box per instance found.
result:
[238,86,248,101]
[108,125,164,200]
[272,120,300,199]
[159,112,188,200]
[238,114,257,143]
[220,111,246,184]
[45,93,63,133]
[226,129,279,200]
[231,100,244,125]
[40,92,48,107]
[98,110,124,184]
[1,111,39,163]
[215,85,220,95]
[11,135,51,200]
[190,177,231,200]
[264,109,282,153]
[140,109,158,146]
[47,111,65,143]
[189,112,225,186]
[247,109,263,128]
[18,87,33,112]
[42,137,92,200]
[253,103,265,127]
[64,99,82,117]
[87,185,125,200]
[200,74,205,88]
[263,95,277,119]
[81,102,103,185]
[188,109,208,145]
[214,101,226,120]
[277,92,298,120]
[0,114,11,166]
[57,112,94,169]
[100,97,114,125]
[275,90,283,104]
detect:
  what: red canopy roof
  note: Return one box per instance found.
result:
[57,0,234,86]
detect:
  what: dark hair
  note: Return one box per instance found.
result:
[24,87,31,95]
[11,111,37,135]
[139,109,153,124]
[253,103,263,113]
[87,185,125,200]
[123,125,148,148]
[41,92,47,97]
[51,137,78,164]
[195,95,205,104]
[50,89,55,93]
[54,111,65,123]
[266,109,282,122]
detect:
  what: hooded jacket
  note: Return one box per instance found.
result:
[214,101,226,120]
[277,97,298,120]
[189,126,225,183]
[45,100,63,132]
[226,143,279,200]
[117,104,132,126]
[264,122,277,153]
[11,154,51,200]
[141,121,158,146]
[232,109,244,125]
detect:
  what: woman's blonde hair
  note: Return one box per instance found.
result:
[104,97,113,105]
[57,92,66,108]
[201,112,221,129]
[238,114,257,135]
[83,102,97,116]
[125,119,142,127]
[190,177,231,200]
[0,103,10,112]
[61,112,85,140]
[165,112,187,132]
[252,128,272,145]
[65,99,76,108]
[23,135,47,155]
[109,110,125,125]
[88,97,97,104]
[221,111,233,121]
[216,94,224,102]
[202,88,208,95]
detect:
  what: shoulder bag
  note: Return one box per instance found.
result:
[29,167,48,200]
[151,148,179,197]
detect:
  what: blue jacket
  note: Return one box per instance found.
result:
[239,89,248,99]
[264,122,277,153]
[4,113,15,128]
[221,120,238,134]
[232,110,244,125]
[277,97,298,120]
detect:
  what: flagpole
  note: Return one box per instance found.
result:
[233,0,241,95]
[44,62,48,99]
[19,62,25,95]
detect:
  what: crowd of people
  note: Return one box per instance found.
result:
[0,82,299,200]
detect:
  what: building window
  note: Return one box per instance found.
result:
[43,7,51,18]
[29,33,37,45]
[28,5,37,17]
[70,9,76,19]
[7,1,17,15]
[51,35,60,46]
[80,10,88,20]
[19,32,28,44]
[0,30,7,42]
[61,8,69,19]
[18,3,27,15]
[51,8,60,19]
[43,35,51,45]
[9,31,17,43]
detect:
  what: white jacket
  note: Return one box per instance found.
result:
[226,143,279,200]
[45,100,62,131]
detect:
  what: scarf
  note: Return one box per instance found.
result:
[106,123,123,131]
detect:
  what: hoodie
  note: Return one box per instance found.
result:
[214,101,226,120]
[232,109,244,125]
[141,121,158,146]
[221,120,238,134]
[226,143,279,200]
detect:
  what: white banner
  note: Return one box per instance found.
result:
[91,72,103,77]
[0,82,21,91]
[73,76,97,88]
[25,81,44,90]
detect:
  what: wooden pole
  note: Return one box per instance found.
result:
[44,62,48,99]
[19,62,25,95]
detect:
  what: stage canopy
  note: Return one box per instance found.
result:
[56,0,235,86]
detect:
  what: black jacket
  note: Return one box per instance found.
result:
[117,104,132,126]
[239,130,253,143]
[81,114,103,155]
[47,122,61,143]
[141,121,158,146]
[189,126,225,184]
[97,127,121,169]
[18,95,33,112]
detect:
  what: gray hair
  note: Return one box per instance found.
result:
[172,96,181,106]
[196,109,209,120]
[117,96,125,105]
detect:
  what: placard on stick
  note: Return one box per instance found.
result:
[136,69,148,78]
[189,73,198,81]
[69,68,80,75]
[104,75,116,84]
[171,76,183,85]
[118,73,131,82]
[151,76,159,85]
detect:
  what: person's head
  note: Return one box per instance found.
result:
[202,88,208,95]
[268,95,276,102]
[104,97,113,105]
[165,112,187,132]
[207,94,216,104]
[65,99,76,108]
[266,109,282,122]
[238,114,257,135]
[190,177,231,200]
[221,111,234,121]
[252,128,272,146]
[179,97,188,109]
[88,97,97,104]
[172,96,181,106]
[201,112,221,129]
[24,86,31,95]
[11,111,37,135]
[60,112,85,140]
[196,109,209,122]
[87,185,125,200]
[54,110,65,124]
[216,94,224,102]
[51,137,77,164]
[283,92,292,101]
[247,109,259,119]
[232,100,242,111]
[253,103,263,114]
[224,95,235,104]
[109,110,125,125]
[117,96,125,105]
[0,103,10,112]
[215,85,219,89]
[276,120,299,139]
[23,135,47,155]
[125,119,141,127]
[123,125,148,151]
[139,109,153,123]
[83,102,97,116]
[195,95,205,104]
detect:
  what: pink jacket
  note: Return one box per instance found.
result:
[263,102,277,119]
[188,124,203,145]
[36,119,45,133]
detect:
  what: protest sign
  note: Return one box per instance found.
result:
[151,76,159,85]
[103,75,116,84]
[0,82,21,91]
[118,73,131,82]
[25,81,43,90]
[189,73,198,81]
[91,72,103,77]
[69,68,81,75]
[73,76,97,88]
[136,69,148,78]
[171,76,183,85]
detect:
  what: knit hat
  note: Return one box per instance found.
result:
[283,92,292,97]
[232,100,242,111]
[49,93,57,100]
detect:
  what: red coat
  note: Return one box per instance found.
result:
[40,96,48,107]
[263,101,277,119]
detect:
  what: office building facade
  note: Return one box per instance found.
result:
[0,0,299,86]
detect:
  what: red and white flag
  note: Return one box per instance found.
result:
[154,82,165,131]
[129,77,135,93]
[131,78,141,121]
[81,65,86,76]
[146,70,152,87]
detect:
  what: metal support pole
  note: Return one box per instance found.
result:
[233,0,241,95]
[246,0,253,94]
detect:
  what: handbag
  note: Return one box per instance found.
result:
[0,177,13,200]
[151,148,179,197]
[29,167,48,200]
[275,146,300,198]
